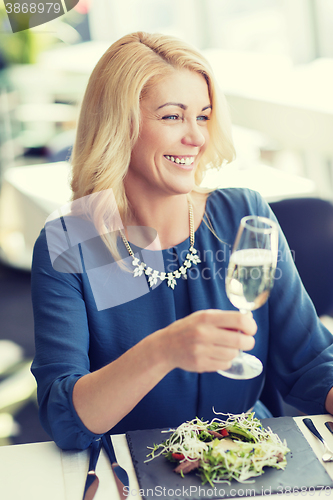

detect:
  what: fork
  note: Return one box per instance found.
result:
[303,418,333,462]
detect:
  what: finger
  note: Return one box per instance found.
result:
[209,346,240,362]
[197,310,257,336]
[211,328,255,351]
[195,322,256,350]
[187,345,238,373]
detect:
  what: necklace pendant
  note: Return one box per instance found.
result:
[147,270,160,287]
[132,260,146,277]
[167,273,177,289]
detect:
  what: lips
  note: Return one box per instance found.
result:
[164,155,195,166]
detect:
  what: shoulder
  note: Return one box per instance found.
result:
[205,187,267,220]
[32,227,51,267]
[32,213,89,277]
[194,188,271,249]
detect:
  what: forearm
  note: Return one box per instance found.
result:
[72,328,171,434]
[72,309,256,435]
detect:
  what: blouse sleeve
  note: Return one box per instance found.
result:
[254,191,333,414]
[31,229,103,450]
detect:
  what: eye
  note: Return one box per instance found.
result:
[162,114,180,120]
[197,115,210,122]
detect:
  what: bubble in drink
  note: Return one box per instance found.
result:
[226,249,275,311]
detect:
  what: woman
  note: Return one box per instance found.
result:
[31,32,333,450]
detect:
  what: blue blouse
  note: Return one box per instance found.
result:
[31,188,333,450]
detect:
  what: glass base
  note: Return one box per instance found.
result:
[217,352,263,380]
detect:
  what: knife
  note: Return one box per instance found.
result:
[102,434,129,499]
[82,438,102,500]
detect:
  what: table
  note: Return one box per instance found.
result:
[0,162,72,269]
[0,414,333,500]
[0,160,316,270]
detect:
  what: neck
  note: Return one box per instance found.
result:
[125,195,190,250]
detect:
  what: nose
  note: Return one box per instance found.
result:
[181,121,206,148]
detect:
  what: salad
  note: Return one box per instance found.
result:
[146,412,289,485]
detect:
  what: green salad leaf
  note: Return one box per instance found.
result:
[146,411,289,485]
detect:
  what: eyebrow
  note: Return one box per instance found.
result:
[157,102,212,112]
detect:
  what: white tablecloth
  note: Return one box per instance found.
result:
[1,415,333,500]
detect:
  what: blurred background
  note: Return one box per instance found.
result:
[1,0,333,446]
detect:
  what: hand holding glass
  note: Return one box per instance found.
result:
[218,215,278,380]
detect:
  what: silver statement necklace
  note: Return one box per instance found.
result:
[119,203,201,289]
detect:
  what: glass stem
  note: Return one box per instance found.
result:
[238,308,250,356]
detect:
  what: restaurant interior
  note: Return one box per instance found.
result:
[1,0,333,452]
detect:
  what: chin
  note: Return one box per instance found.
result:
[167,173,196,195]
[168,184,196,196]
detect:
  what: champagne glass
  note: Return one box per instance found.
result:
[218,215,278,380]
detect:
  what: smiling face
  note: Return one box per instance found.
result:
[125,69,211,201]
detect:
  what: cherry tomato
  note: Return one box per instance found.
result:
[172,452,185,460]
[220,429,229,437]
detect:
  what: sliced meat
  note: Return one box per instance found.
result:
[174,459,200,474]
[207,430,224,439]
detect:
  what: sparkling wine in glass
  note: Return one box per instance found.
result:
[218,215,278,380]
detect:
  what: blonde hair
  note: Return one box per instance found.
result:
[70,31,235,258]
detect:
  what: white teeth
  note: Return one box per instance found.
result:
[165,156,195,165]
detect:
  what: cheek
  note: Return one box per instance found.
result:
[137,128,162,156]
[131,133,152,164]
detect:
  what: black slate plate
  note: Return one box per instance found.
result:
[126,417,333,500]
